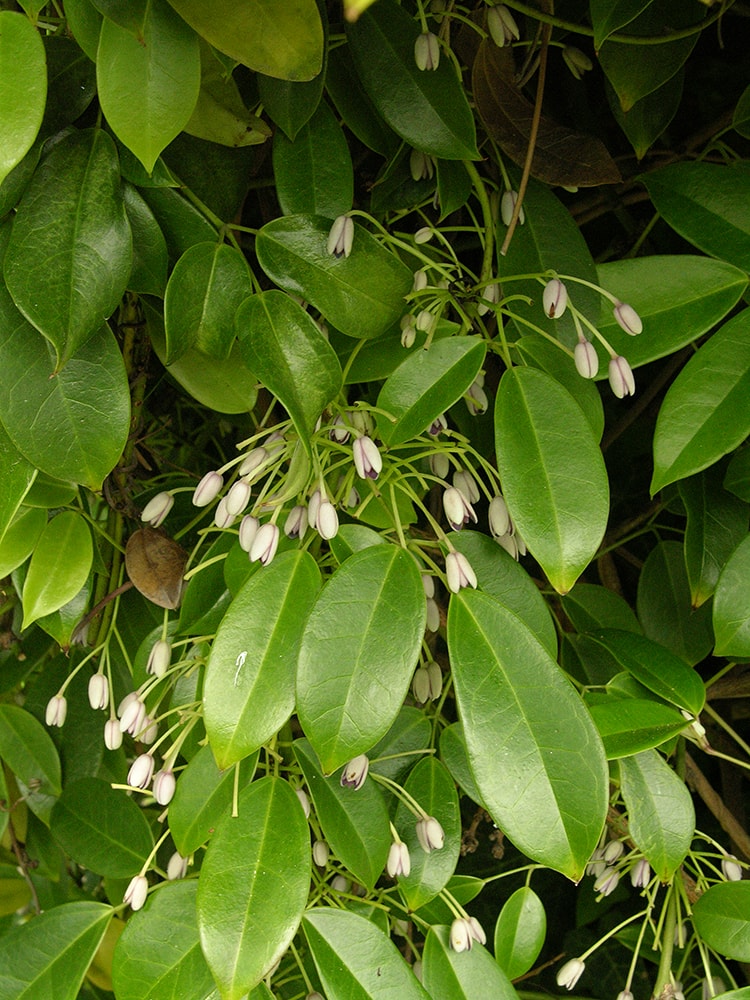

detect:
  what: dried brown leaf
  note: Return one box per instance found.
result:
[125,527,187,610]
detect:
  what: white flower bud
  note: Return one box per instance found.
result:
[146,639,171,678]
[429,414,448,436]
[316,500,339,540]
[139,715,158,744]
[104,719,123,750]
[284,505,308,539]
[501,189,525,226]
[608,355,636,398]
[429,452,450,479]
[140,491,173,527]
[128,753,155,789]
[487,4,520,46]
[446,551,477,592]
[167,851,188,880]
[192,470,223,507]
[422,574,435,598]
[557,958,585,991]
[453,469,480,503]
[312,840,329,867]
[542,278,568,319]
[353,436,383,480]
[88,674,108,710]
[119,696,146,735]
[574,339,599,378]
[594,866,620,896]
[426,660,442,699]
[450,917,473,952]
[152,768,176,805]
[413,269,428,291]
[307,489,321,528]
[488,495,510,538]
[213,496,234,529]
[443,486,477,531]
[426,597,440,632]
[340,754,369,790]
[329,415,350,444]
[603,839,624,864]
[562,45,593,80]
[331,875,350,892]
[414,31,440,70]
[45,694,67,728]
[238,514,259,553]
[238,446,269,479]
[415,308,434,332]
[415,815,444,852]
[327,215,354,258]
[630,858,651,888]
[413,666,431,704]
[468,916,486,945]
[414,226,434,244]
[401,322,416,348]
[722,853,742,882]
[295,787,311,818]
[465,381,488,416]
[410,148,435,181]
[249,523,279,566]
[477,281,500,316]
[386,841,411,877]
[124,874,149,911]
[613,300,642,335]
[225,479,252,516]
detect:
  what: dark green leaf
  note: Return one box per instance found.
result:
[21,511,92,629]
[713,535,750,658]
[423,924,517,1000]
[608,71,684,160]
[693,883,750,961]
[494,887,546,980]
[0,704,61,824]
[123,183,168,297]
[0,11,46,188]
[587,697,688,758]
[561,583,641,634]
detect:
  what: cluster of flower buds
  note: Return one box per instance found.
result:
[118,692,157,744]
[586,839,652,898]
[450,915,486,952]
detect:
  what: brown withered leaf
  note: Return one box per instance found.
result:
[125,527,187,610]
[472,40,621,188]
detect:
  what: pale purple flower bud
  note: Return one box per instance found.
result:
[45,694,67,728]
[124,874,148,911]
[340,753,369,790]
[453,469,480,503]
[225,479,251,516]
[331,875,350,893]
[128,753,155,789]
[213,496,234,529]
[353,436,383,480]
[542,278,568,319]
[414,226,433,244]
[613,300,642,336]
[465,381,488,416]
[630,858,651,888]
[574,338,599,378]
[410,148,435,181]
[345,486,360,508]
[295,787,311,818]
[594,866,620,896]
[488,495,510,538]
[104,719,123,750]
[412,666,431,704]
[562,45,593,80]
[443,486,477,531]
[557,958,586,990]
[238,446,269,479]
[329,415,350,444]
[603,839,624,864]
[387,841,411,878]
[88,674,108,710]
[468,916,486,945]
[608,355,635,398]
[167,851,188,880]
[192,470,223,507]
[450,917,473,952]
[487,4,520,46]
[147,639,171,678]
[139,715,158,745]
[416,815,445,852]
[429,452,450,479]
[249,523,279,566]
[426,597,440,632]
[140,491,173,527]
[312,840,329,867]
[722,853,742,882]
[153,768,176,805]
[316,501,339,540]
[429,414,448,436]
[501,189,525,226]
[477,281,500,316]
[414,31,440,70]
[446,551,477,592]
[327,215,354,258]
[119,696,146,735]
[422,574,435,598]
[284,505,308,539]
[239,514,259,553]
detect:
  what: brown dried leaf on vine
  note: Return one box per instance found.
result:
[125,527,187,610]
[472,40,621,188]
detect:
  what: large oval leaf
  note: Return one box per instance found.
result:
[495,366,609,595]
[236,291,342,454]
[447,590,608,880]
[494,886,546,981]
[22,511,92,629]
[693,882,750,962]
[296,544,425,774]
[0,11,46,188]
[713,534,750,658]
[0,704,61,825]
[196,776,310,1000]
[204,550,321,769]
[423,924,517,1000]
[255,213,412,339]
[4,129,132,368]
[587,696,688,759]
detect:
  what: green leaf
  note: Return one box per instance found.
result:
[734,85,750,139]
[587,696,688,758]
[423,925,517,1000]
[165,0,323,81]
[377,337,486,447]
[448,591,607,879]
[326,43,398,157]
[608,70,684,161]
[186,41,272,148]
[297,545,425,774]
[584,630,705,716]
[204,550,321,769]
[713,535,750,658]
[42,35,96,134]
[4,130,132,368]
[112,881,216,1000]
[139,185,217,262]
[369,706,431,785]
[303,908,431,999]
[394,757,461,910]
[620,750,695,881]
[178,530,235,636]
[22,511,92,629]
[693,882,750,961]
[123,183,169,297]
[236,291,342,455]
[494,887,546,980]
[495,366,609,595]
[165,242,252,362]
[0,901,112,1000]
[334,317,457,385]
[642,162,750,272]
[652,309,750,493]
[65,0,103,61]
[346,0,478,160]
[0,423,36,545]
[273,100,353,218]
[169,744,257,857]
[259,46,325,142]
[295,738,391,891]
[196,776,310,1000]
[439,723,489,809]
[89,0,148,34]
[590,0,651,48]
[561,583,641,634]
[97,0,201,174]
[50,777,154,878]
[0,506,45,577]
[255,213,413,339]
[725,448,750,503]
[0,11,46,188]
[0,704,61,825]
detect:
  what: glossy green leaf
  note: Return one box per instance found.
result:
[436,159,472,220]
[50,778,153,878]
[255,214,412,340]
[413,875,485,926]
[637,541,714,665]
[259,66,324,143]
[642,162,750,272]
[590,0,651,48]
[369,706,431,785]
[4,130,131,368]
[273,100,353,218]
[377,337,486,447]
[693,882,750,961]
[237,291,342,455]
[725,448,750,503]
[89,0,148,33]
[297,544,425,774]
[439,723,489,809]
[562,583,641,634]
[113,880,216,1000]
[22,511,92,629]
[423,924,517,1000]
[64,0,103,61]
[620,750,695,881]
[295,738,390,891]
[186,42,271,148]
[0,12,46,188]
[448,590,607,880]
[346,0,478,160]
[139,185,217,262]
[608,70,684,160]
[652,310,750,493]
[0,901,112,1000]
[42,35,97,134]
[97,0,200,174]
[0,704,61,824]
[334,317,456,385]
[326,43,397,157]
[394,757,461,910]
[123,183,169,297]
[495,366,609,595]
[196,776,310,1000]
[0,506,45,577]
[328,523,386,563]
[205,551,320,768]
[587,697,688,758]
[713,535,750,658]
[303,908,430,999]
[494,886,546,980]
[451,531,557,658]
[169,745,257,857]
[178,531,235,637]
[0,423,36,545]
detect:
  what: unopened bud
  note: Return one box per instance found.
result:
[327,215,354,258]
[414,31,440,70]
[192,471,223,507]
